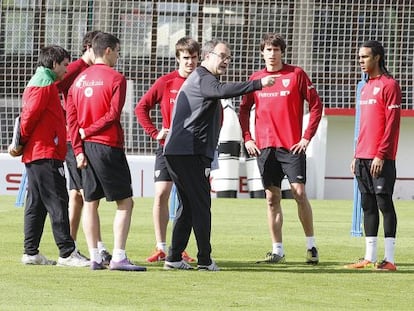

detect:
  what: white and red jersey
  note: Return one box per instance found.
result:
[66,63,127,155]
[355,75,401,160]
[239,64,323,150]
[20,67,67,163]
[135,70,185,144]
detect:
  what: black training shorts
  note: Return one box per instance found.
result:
[82,141,133,201]
[65,142,82,190]
[154,146,172,182]
[354,158,396,195]
[257,147,306,188]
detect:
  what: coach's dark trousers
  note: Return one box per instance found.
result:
[165,155,212,266]
[24,159,74,258]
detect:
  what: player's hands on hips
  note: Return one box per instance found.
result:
[290,138,309,154]
[370,157,384,178]
[76,152,87,169]
[79,128,86,140]
[8,144,23,157]
[245,140,260,157]
[350,158,356,174]
[156,128,169,140]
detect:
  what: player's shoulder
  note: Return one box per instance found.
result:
[249,68,267,79]
[68,58,87,69]
[282,64,304,74]
[381,74,399,84]
[380,74,401,93]
[159,71,179,82]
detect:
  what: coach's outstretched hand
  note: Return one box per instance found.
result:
[261,74,279,88]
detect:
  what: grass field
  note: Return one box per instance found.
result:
[0,195,413,310]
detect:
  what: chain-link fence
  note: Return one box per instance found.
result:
[1,0,413,154]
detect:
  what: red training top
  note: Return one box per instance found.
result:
[135,70,185,145]
[239,64,323,150]
[66,63,127,155]
[355,74,401,160]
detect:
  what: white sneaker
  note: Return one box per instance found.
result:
[21,253,56,265]
[164,260,193,270]
[197,260,220,271]
[57,250,90,267]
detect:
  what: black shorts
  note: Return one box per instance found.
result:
[354,158,396,195]
[65,142,82,190]
[257,147,306,188]
[82,142,133,202]
[154,146,172,182]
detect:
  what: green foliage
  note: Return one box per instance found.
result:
[0,196,413,310]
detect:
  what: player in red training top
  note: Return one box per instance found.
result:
[135,37,200,263]
[66,32,146,271]
[239,33,323,265]
[56,30,111,264]
[345,40,401,271]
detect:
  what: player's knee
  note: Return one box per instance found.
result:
[265,188,282,207]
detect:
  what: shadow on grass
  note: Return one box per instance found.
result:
[215,260,414,273]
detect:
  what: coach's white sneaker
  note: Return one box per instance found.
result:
[164,260,193,270]
[197,260,220,271]
[57,250,90,267]
[21,253,56,265]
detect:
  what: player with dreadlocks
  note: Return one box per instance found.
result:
[345,40,401,271]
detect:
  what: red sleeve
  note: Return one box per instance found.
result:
[66,86,83,155]
[376,80,401,159]
[135,76,167,140]
[239,80,255,143]
[298,69,323,141]
[83,75,127,138]
[56,59,88,100]
[20,87,49,145]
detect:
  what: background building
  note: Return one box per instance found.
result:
[1,0,413,199]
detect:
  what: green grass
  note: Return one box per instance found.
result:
[0,196,413,310]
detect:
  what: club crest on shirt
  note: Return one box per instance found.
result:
[84,87,93,97]
[373,87,380,95]
[282,79,290,88]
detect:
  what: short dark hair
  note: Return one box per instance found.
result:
[92,32,120,57]
[360,40,391,76]
[260,33,286,53]
[37,45,70,69]
[175,37,200,58]
[82,30,101,53]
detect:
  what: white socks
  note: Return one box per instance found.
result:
[384,237,396,264]
[97,241,107,253]
[365,236,396,263]
[112,249,126,262]
[272,236,317,256]
[306,236,316,250]
[156,242,167,253]
[272,243,284,256]
[364,237,377,262]
[89,248,101,264]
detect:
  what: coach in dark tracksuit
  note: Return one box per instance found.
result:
[163,39,276,271]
